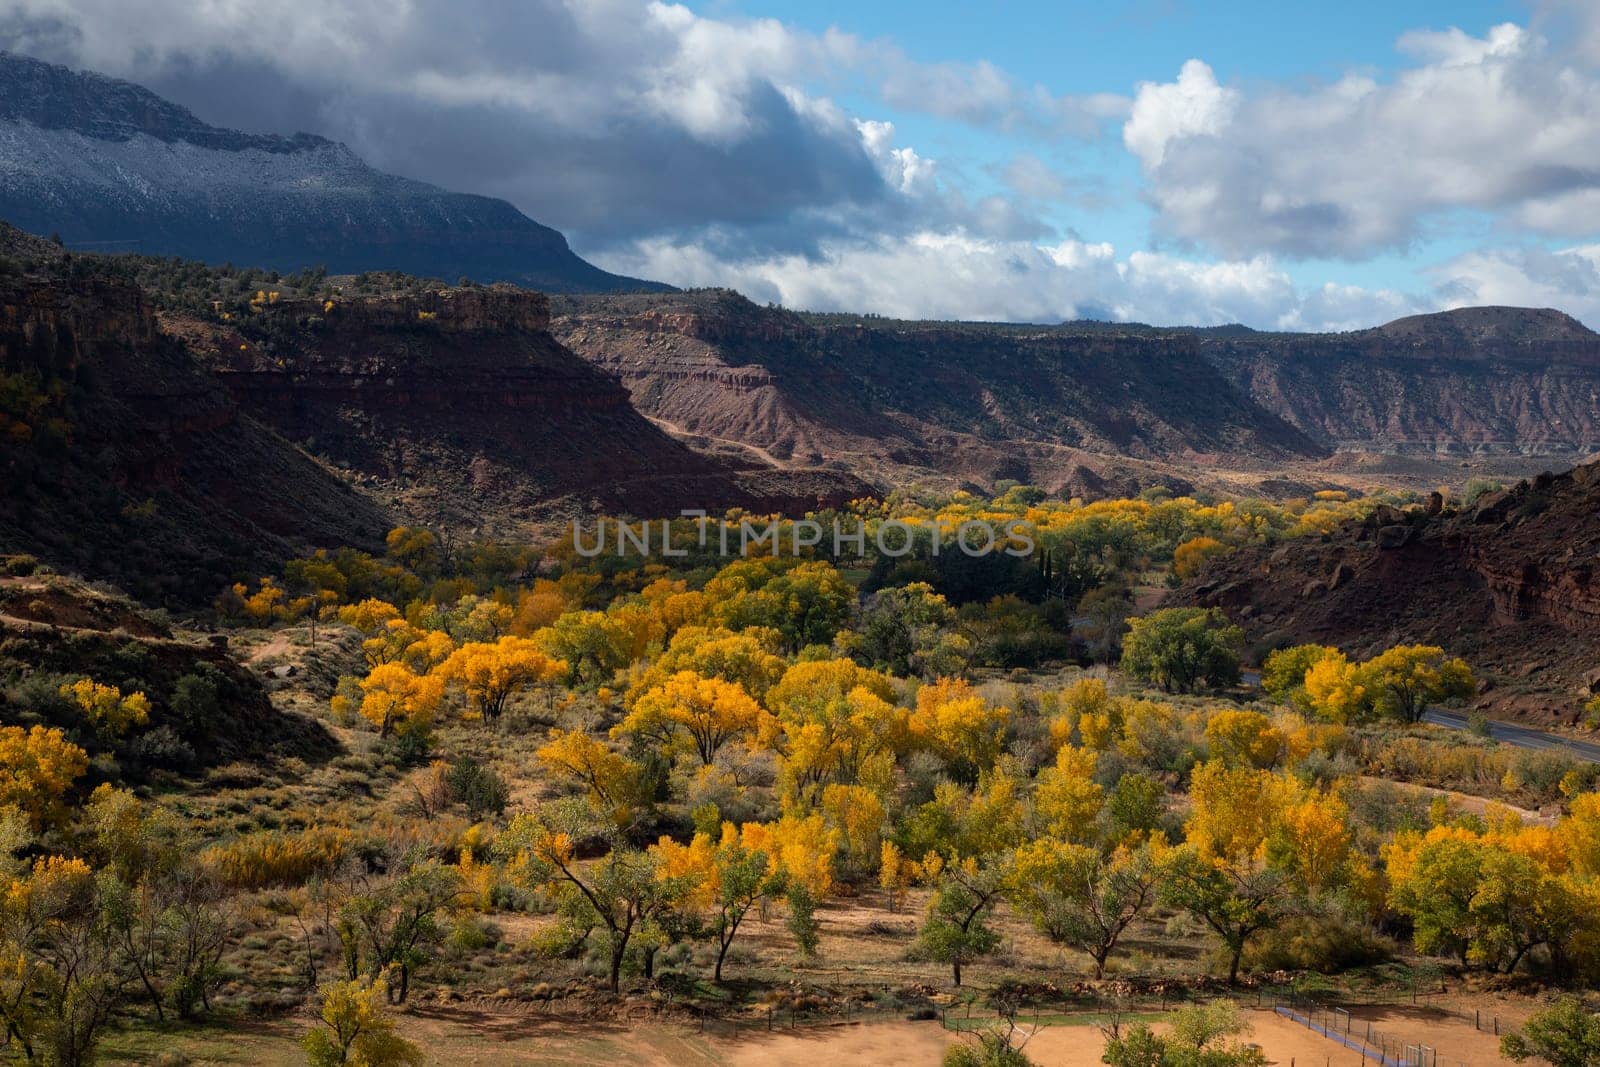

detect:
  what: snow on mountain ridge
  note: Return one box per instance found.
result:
[0,51,667,292]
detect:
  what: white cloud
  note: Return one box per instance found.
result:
[0,0,1123,252]
[1123,59,1237,168]
[594,231,1421,331]
[10,0,1600,331]
[1126,9,1600,259]
[1432,244,1600,321]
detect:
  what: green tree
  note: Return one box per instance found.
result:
[785,883,820,959]
[336,850,461,1003]
[917,859,1004,986]
[1103,1002,1267,1067]
[1502,997,1600,1067]
[857,582,957,676]
[1159,846,1292,984]
[1121,608,1242,694]
[1007,841,1161,979]
[498,800,689,993]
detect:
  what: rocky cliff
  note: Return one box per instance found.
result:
[0,228,392,603]
[0,231,869,601]
[553,294,1600,494]
[552,290,1321,496]
[0,52,664,294]
[1200,307,1600,454]
[170,284,869,526]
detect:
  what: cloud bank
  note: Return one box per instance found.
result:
[6,0,1600,329]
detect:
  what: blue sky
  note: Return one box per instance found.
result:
[715,0,1533,299]
[10,0,1600,329]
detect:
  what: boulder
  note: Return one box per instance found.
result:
[1376,524,1412,549]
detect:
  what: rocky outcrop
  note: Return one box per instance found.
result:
[1173,458,1600,720]
[555,295,1600,494]
[1200,308,1600,454]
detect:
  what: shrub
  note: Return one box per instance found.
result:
[445,757,509,819]
[204,825,354,889]
[1243,912,1393,973]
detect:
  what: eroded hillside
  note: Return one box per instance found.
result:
[1173,460,1600,720]
[552,290,1324,496]
[0,230,392,602]
[554,293,1600,495]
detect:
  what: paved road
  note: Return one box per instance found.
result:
[1422,709,1600,764]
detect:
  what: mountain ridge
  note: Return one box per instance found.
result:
[552,290,1600,493]
[0,52,667,294]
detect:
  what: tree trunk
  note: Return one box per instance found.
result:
[953,957,962,986]
[715,938,731,984]
[642,946,656,980]
[609,945,625,994]
[1228,943,1243,985]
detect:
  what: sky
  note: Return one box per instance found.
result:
[6,0,1600,330]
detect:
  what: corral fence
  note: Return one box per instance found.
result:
[683,983,1504,1053]
[688,990,1162,1040]
[1260,989,1482,1067]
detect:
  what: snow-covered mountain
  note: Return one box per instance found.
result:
[0,52,665,293]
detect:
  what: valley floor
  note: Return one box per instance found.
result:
[98,996,1535,1067]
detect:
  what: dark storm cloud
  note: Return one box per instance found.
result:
[0,0,908,254]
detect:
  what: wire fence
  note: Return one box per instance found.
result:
[1262,989,1481,1067]
[680,982,1504,1056]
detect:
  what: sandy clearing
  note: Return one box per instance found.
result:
[102,997,1537,1067]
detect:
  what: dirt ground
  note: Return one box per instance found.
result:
[98,996,1539,1067]
[1241,1003,1526,1067]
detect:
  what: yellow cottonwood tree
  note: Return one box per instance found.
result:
[535,729,645,826]
[1358,645,1475,724]
[0,727,88,829]
[438,636,567,724]
[1204,709,1284,769]
[908,678,1009,781]
[337,599,420,669]
[1034,745,1104,844]
[739,811,838,899]
[650,822,786,982]
[355,663,445,738]
[304,977,422,1067]
[624,626,786,708]
[1303,651,1367,723]
[766,659,907,795]
[1186,760,1299,865]
[820,783,887,877]
[617,671,773,766]
[58,679,150,738]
